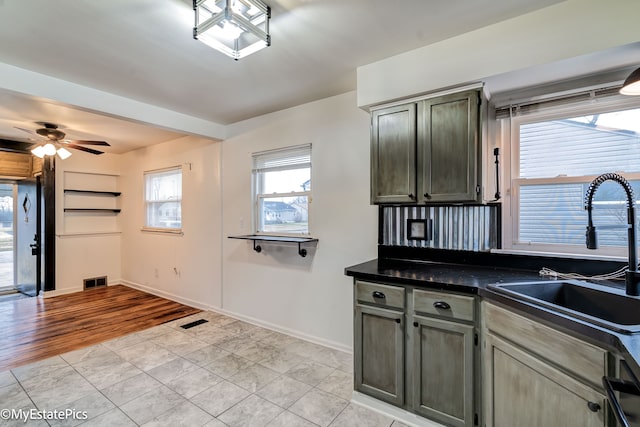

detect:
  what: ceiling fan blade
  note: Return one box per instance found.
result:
[14,127,38,136]
[64,139,110,146]
[66,144,104,155]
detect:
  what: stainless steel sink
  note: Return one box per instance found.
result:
[487,280,640,334]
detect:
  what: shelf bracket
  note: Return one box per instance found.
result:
[228,235,317,257]
[298,242,307,257]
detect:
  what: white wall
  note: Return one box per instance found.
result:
[357,0,640,108]
[221,91,377,351]
[54,151,123,295]
[46,0,640,347]
[119,136,223,309]
[51,93,374,352]
[0,62,226,140]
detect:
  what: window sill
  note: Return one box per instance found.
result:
[492,248,626,262]
[141,227,184,236]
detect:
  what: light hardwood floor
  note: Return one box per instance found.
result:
[0,285,200,371]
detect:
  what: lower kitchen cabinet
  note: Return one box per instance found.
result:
[483,302,609,427]
[353,280,477,426]
[411,315,475,427]
[486,334,607,427]
[354,281,405,406]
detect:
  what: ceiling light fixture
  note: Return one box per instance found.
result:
[193,0,271,60]
[56,146,72,160]
[31,142,72,159]
[620,66,640,95]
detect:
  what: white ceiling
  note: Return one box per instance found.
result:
[0,0,599,154]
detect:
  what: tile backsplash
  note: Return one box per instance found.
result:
[381,205,499,252]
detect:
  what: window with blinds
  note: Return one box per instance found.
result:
[252,144,311,235]
[144,166,182,230]
[499,87,640,256]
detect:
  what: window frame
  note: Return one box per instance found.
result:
[142,165,183,234]
[252,144,312,236]
[500,91,640,259]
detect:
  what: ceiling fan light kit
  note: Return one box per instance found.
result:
[193,0,270,60]
[31,142,71,159]
[18,122,110,159]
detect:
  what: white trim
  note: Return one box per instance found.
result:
[500,93,640,258]
[351,391,445,427]
[119,280,352,354]
[56,231,122,238]
[63,170,121,178]
[42,287,83,297]
[140,227,184,235]
[491,248,626,262]
[143,165,183,176]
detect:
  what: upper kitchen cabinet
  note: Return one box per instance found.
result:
[370,89,482,204]
[418,90,480,203]
[371,103,417,204]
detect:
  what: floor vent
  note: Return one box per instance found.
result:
[84,276,108,290]
[180,319,208,329]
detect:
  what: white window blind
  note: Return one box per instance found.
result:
[502,91,640,255]
[252,144,311,173]
[144,166,182,230]
[252,144,311,235]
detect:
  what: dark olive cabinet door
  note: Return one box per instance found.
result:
[418,90,480,203]
[412,315,475,427]
[486,335,607,427]
[371,104,417,204]
[354,304,404,406]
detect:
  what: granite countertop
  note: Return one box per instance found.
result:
[345,257,640,384]
[344,258,547,293]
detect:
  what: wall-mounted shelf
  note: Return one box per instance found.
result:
[228,234,318,257]
[64,208,121,213]
[62,171,121,234]
[64,189,122,196]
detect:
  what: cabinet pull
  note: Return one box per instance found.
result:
[433,301,451,310]
[395,318,401,324]
[372,291,386,299]
[408,193,415,200]
[423,192,432,200]
[586,401,601,413]
[413,321,418,327]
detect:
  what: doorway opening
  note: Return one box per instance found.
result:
[0,175,43,301]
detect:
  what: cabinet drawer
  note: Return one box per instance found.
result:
[356,281,405,309]
[413,289,475,322]
[484,302,608,390]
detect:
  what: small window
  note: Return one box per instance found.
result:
[144,166,182,230]
[252,144,311,235]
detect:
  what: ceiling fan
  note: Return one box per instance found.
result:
[15,122,110,159]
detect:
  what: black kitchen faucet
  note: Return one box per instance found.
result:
[585,172,640,296]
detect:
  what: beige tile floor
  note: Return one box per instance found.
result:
[0,310,410,427]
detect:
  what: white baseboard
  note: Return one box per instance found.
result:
[119,280,213,311]
[351,392,445,427]
[120,279,352,355]
[213,306,352,354]
[42,287,82,298]
[43,278,124,298]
